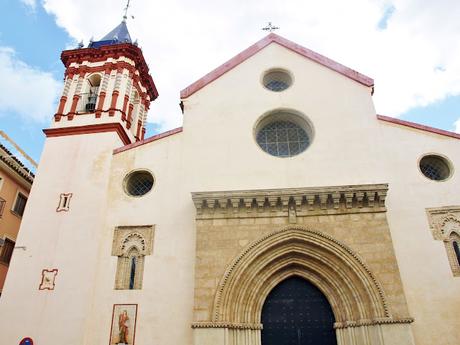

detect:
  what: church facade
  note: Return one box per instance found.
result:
[0,21,459,345]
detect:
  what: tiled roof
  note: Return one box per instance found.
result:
[89,20,132,48]
[0,144,34,184]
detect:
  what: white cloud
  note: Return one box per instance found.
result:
[41,0,460,132]
[454,118,460,133]
[20,0,37,10]
[0,47,62,122]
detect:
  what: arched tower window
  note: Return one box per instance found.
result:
[84,74,101,112]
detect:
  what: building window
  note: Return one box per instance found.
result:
[426,207,460,277]
[263,69,293,92]
[115,237,145,290]
[0,238,15,265]
[255,111,313,158]
[124,170,154,197]
[453,241,460,266]
[112,226,154,290]
[0,197,5,217]
[129,251,138,289]
[83,74,101,113]
[419,155,452,181]
[446,233,460,276]
[12,193,27,217]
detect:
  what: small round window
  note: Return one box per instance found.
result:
[419,155,452,181]
[255,111,312,158]
[124,170,154,196]
[263,70,292,92]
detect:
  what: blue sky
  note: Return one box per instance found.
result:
[1,0,459,170]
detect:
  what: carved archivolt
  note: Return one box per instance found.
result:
[112,225,154,257]
[426,206,460,241]
[209,226,401,329]
[120,233,147,256]
[426,206,460,277]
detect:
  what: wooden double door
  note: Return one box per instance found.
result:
[261,276,337,345]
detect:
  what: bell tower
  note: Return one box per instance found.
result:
[48,19,158,143]
[0,19,158,345]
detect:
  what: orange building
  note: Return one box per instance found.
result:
[0,143,34,295]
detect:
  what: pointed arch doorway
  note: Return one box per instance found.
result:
[261,276,337,345]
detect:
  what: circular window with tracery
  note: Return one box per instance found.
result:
[419,155,452,181]
[263,69,292,92]
[124,170,154,196]
[255,111,313,158]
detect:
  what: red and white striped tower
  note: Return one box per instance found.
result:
[48,20,158,144]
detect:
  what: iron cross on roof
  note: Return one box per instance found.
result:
[123,0,133,21]
[262,22,280,32]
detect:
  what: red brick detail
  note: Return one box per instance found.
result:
[143,98,151,110]
[113,127,183,154]
[181,33,374,99]
[61,44,158,100]
[136,120,142,140]
[64,63,150,105]
[95,91,106,118]
[377,115,460,140]
[109,90,119,116]
[43,123,132,145]
[122,95,129,121]
[127,104,134,129]
[68,95,80,120]
[56,96,67,115]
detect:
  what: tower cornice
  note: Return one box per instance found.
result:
[61,43,158,100]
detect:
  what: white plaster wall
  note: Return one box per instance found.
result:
[85,132,196,345]
[0,132,124,344]
[375,122,460,345]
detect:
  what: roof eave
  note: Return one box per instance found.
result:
[377,115,460,140]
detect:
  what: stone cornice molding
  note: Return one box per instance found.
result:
[190,318,414,331]
[192,184,388,219]
[191,322,263,330]
[334,317,414,329]
[43,123,132,146]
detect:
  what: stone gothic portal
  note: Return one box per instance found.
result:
[261,276,337,345]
